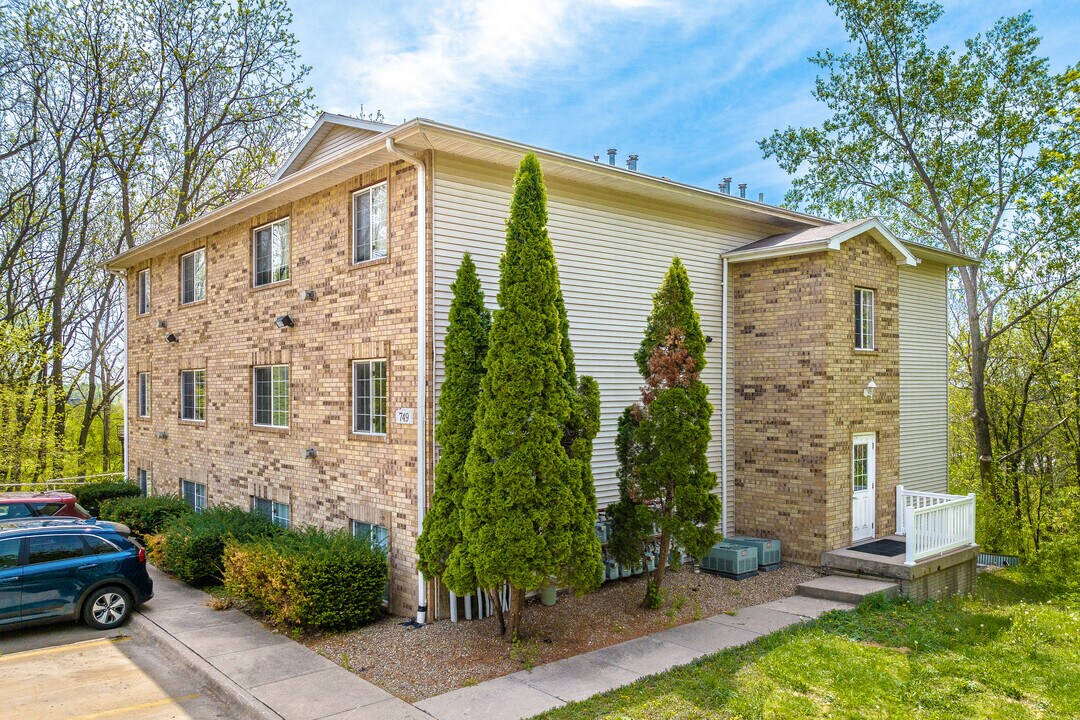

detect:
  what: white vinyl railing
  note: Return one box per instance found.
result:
[896,485,976,566]
[0,472,126,494]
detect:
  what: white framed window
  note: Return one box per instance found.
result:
[137,268,151,315]
[352,182,388,264]
[180,248,206,304]
[351,520,389,603]
[253,218,290,287]
[253,365,289,428]
[137,372,150,418]
[179,369,206,422]
[253,496,290,528]
[352,360,387,435]
[854,288,875,350]
[181,479,206,512]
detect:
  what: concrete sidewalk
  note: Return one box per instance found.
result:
[139,565,853,720]
[136,566,430,720]
[414,595,854,720]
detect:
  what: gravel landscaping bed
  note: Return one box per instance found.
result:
[302,563,821,702]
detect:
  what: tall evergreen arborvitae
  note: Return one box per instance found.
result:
[608,258,721,608]
[416,254,490,593]
[462,153,601,639]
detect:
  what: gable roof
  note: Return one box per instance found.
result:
[272,113,395,181]
[725,217,920,266]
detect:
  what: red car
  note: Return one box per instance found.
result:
[0,492,91,522]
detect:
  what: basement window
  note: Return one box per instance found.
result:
[854,288,875,350]
[253,496,290,528]
[181,479,206,512]
[352,182,388,264]
[253,218,290,287]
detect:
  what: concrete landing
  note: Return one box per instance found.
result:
[796,576,899,604]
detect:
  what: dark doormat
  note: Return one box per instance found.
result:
[849,538,906,557]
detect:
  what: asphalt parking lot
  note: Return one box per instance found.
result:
[0,620,246,720]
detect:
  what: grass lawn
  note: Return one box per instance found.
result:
[533,568,1080,719]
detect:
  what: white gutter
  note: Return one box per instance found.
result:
[106,267,129,485]
[385,138,428,625]
[721,257,729,536]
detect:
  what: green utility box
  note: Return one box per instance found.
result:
[699,542,759,579]
[725,535,781,569]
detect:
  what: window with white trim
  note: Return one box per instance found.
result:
[179,369,206,422]
[352,360,387,435]
[137,372,150,418]
[854,288,875,350]
[253,365,289,428]
[352,183,387,264]
[181,479,206,512]
[351,520,389,603]
[137,268,151,315]
[253,218,290,287]
[180,248,206,304]
[253,496,290,528]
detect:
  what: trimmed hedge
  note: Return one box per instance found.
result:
[99,495,193,539]
[156,507,279,585]
[73,481,141,516]
[224,528,387,631]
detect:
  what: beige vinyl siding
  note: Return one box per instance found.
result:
[898,262,950,493]
[432,154,781,526]
[295,125,381,174]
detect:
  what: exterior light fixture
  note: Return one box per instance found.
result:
[864,378,877,398]
[275,315,294,329]
[165,333,179,344]
[303,448,317,460]
[299,289,317,301]
[705,335,714,343]
[157,431,168,439]
[157,319,168,329]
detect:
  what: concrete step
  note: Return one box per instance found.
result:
[795,576,900,604]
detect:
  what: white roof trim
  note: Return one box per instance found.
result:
[272,112,395,182]
[725,218,918,266]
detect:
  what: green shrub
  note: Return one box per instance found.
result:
[224,528,387,631]
[156,507,279,585]
[73,481,141,517]
[99,495,193,539]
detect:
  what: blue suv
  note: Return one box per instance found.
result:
[0,519,153,631]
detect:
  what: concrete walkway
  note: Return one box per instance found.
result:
[136,566,429,720]
[139,566,854,720]
[413,595,854,720]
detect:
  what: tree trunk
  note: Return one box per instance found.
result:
[645,529,672,609]
[505,585,526,641]
[964,273,995,496]
[488,588,506,637]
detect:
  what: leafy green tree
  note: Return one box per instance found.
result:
[608,259,720,608]
[759,0,1079,498]
[416,254,490,594]
[462,153,601,638]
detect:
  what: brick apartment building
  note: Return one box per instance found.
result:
[106,114,976,616]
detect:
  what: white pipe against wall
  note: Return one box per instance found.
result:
[721,257,729,536]
[108,268,129,485]
[385,138,428,625]
[449,590,458,622]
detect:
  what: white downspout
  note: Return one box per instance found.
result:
[385,138,428,624]
[108,268,130,485]
[721,257,729,536]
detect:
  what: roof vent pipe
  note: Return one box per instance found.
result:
[607,148,617,166]
[626,154,639,171]
[722,177,732,194]
[738,183,747,199]
[758,192,765,203]
[593,154,600,162]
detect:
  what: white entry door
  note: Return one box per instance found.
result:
[851,433,876,542]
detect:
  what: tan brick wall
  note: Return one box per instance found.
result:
[125,160,429,616]
[732,234,900,564]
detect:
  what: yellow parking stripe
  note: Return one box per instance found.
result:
[66,694,200,720]
[0,636,129,661]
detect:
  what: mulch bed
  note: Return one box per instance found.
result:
[300,563,821,702]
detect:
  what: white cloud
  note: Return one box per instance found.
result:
[330,0,681,117]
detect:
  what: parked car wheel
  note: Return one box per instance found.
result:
[83,586,133,629]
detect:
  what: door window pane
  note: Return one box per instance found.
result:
[853,443,869,492]
[0,538,19,568]
[84,536,119,555]
[0,504,33,520]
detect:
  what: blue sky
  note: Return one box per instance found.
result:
[290,0,1077,209]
